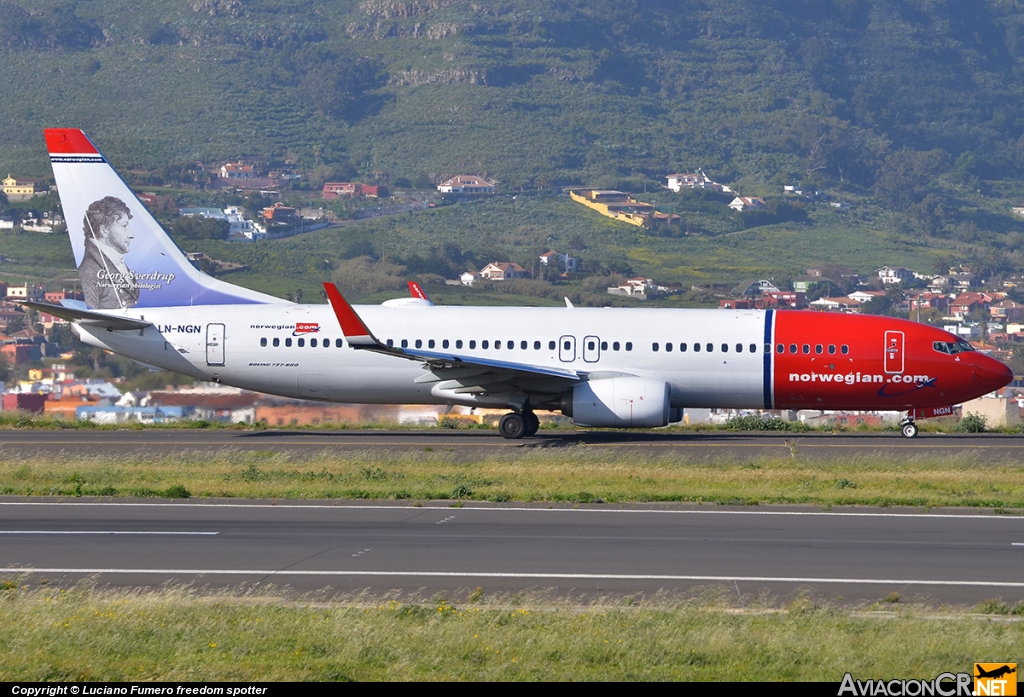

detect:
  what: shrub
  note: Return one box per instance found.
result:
[956,413,987,433]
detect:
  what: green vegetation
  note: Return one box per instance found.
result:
[4,447,1024,508]
[3,1,1024,302]
[0,585,1020,681]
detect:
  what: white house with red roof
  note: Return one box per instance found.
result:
[438,175,495,194]
[479,262,528,280]
[220,162,254,180]
[728,196,766,211]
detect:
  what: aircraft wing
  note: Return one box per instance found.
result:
[17,300,152,331]
[323,283,580,386]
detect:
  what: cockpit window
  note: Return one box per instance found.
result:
[933,340,974,355]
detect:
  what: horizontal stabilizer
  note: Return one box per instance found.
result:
[18,300,151,331]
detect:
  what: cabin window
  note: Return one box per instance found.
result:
[563,340,571,350]
[509,340,516,349]
[324,340,330,349]
[297,338,305,347]
[401,339,408,348]
[828,344,836,354]
[706,343,713,352]
[736,343,743,353]
[665,343,672,352]
[456,340,463,349]
[469,340,476,349]
[694,343,701,353]
[789,344,797,354]
[549,341,556,350]
[534,341,541,349]
[750,344,757,353]
[625,342,633,351]
[285,338,292,347]
[336,339,343,348]
[613,342,620,351]
[589,340,597,351]
[481,340,489,349]
[272,338,280,347]
[652,342,660,352]
[601,341,608,350]
[260,338,267,347]
[841,345,849,354]
[777,344,784,353]
[764,344,771,353]
[721,343,728,353]
[311,338,318,348]
[428,339,435,349]
[802,344,810,354]
[415,339,422,349]
[815,344,823,354]
[442,339,449,349]
[680,343,687,352]
[495,340,502,349]
[522,341,528,350]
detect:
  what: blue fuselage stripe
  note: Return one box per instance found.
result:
[763,310,774,409]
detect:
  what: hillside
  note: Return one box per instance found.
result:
[3,0,1024,294]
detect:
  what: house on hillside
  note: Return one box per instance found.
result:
[539,250,578,273]
[728,196,766,211]
[438,175,494,194]
[950,292,995,320]
[479,262,529,281]
[570,189,680,229]
[607,277,669,301]
[219,162,254,180]
[2,175,45,201]
[877,266,915,285]
[323,182,386,199]
[665,171,731,193]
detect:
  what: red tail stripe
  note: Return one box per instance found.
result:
[44,129,99,155]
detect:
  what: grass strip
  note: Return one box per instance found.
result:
[0,584,1020,681]
[3,448,1024,508]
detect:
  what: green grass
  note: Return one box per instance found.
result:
[5,447,1024,508]
[0,585,1021,681]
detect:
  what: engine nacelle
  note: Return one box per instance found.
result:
[567,377,671,428]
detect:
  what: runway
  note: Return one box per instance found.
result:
[1,428,1023,460]
[2,500,1023,605]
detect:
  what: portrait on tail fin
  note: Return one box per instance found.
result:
[79,196,140,309]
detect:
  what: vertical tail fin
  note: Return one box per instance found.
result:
[45,129,280,310]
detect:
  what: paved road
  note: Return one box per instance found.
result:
[0,428,1022,460]
[1,500,1022,605]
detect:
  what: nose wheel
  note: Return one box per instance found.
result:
[900,421,919,438]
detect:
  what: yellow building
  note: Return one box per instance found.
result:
[570,189,680,229]
[2,175,42,201]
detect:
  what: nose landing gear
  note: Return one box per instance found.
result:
[900,419,919,438]
[498,410,540,439]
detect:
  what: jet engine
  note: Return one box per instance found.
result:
[563,377,671,428]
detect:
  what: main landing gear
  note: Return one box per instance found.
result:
[498,410,540,439]
[900,419,919,439]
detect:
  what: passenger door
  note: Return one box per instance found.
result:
[883,330,904,374]
[583,335,601,363]
[206,323,225,366]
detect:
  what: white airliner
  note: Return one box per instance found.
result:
[26,129,1013,439]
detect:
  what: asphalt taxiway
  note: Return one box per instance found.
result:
[1,499,1022,605]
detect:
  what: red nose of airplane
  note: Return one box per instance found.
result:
[967,353,1014,395]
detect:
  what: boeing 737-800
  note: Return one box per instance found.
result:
[25,129,1013,439]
